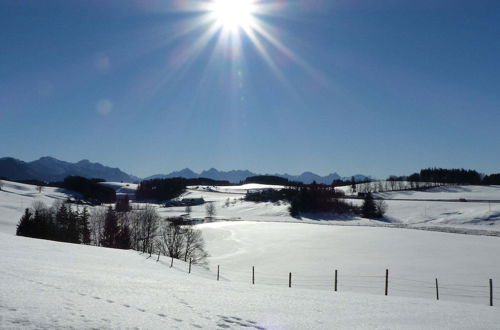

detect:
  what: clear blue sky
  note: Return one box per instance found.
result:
[1,0,499,178]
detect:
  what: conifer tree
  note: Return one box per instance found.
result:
[80,207,91,244]
[16,208,33,237]
[362,193,378,219]
[102,207,119,248]
[67,208,80,243]
[55,204,69,241]
[116,224,131,249]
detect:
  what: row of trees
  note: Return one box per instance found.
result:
[16,202,91,244]
[16,198,209,265]
[244,182,387,219]
[136,177,230,201]
[288,185,355,216]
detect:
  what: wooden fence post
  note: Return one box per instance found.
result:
[217,265,220,281]
[156,250,160,262]
[385,269,389,296]
[170,256,173,268]
[435,278,439,300]
[252,266,255,285]
[335,269,338,292]
[289,272,292,288]
[189,258,192,274]
[490,279,493,307]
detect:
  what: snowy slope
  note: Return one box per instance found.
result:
[200,221,500,306]
[376,185,500,201]
[2,232,500,329]
[2,180,500,235]
[0,180,79,234]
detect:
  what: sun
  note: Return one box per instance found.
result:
[210,0,256,31]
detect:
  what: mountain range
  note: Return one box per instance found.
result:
[144,168,370,185]
[0,156,370,184]
[0,157,139,183]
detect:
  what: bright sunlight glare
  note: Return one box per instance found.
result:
[210,0,256,31]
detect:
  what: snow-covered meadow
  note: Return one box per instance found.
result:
[2,179,500,328]
[3,232,500,329]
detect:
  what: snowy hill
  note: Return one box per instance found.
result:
[2,180,500,328]
[2,232,500,329]
[0,180,80,234]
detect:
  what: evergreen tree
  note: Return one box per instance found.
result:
[289,198,300,217]
[55,204,69,241]
[67,208,80,243]
[115,196,131,212]
[116,224,131,249]
[102,207,119,248]
[362,193,378,219]
[16,208,33,237]
[80,207,91,244]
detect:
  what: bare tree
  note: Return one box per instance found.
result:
[183,226,208,265]
[31,200,47,213]
[129,210,142,251]
[375,199,388,218]
[138,205,160,253]
[90,206,106,246]
[159,221,184,259]
[158,221,208,265]
[205,202,216,220]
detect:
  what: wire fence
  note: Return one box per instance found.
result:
[161,256,497,307]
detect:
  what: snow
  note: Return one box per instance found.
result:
[2,180,500,328]
[200,221,500,306]
[376,185,500,201]
[0,180,79,234]
[2,232,500,329]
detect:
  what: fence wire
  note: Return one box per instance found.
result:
[202,264,497,306]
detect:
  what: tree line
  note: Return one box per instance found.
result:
[136,177,230,202]
[16,201,91,244]
[16,197,209,265]
[244,182,387,220]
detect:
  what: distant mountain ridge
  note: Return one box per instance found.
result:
[0,157,139,182]
[0,156,370,184]
[145,168,370,185]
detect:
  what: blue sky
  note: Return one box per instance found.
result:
[1,0,499,178]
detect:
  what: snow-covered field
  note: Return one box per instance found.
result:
[153,184,500,232]
[376,186,500,230]
[2,180,500,328]
[200,221,500,306]
[2,232,500,329]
